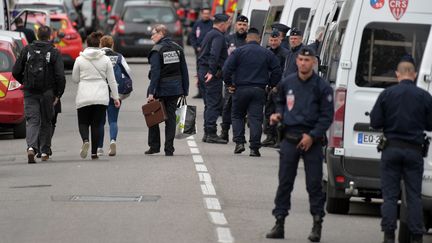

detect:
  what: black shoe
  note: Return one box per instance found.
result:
[145,148,160,155]
[250,149,261,157]
[219,129,229,141]
[27,148,36,164]
[91,154,99,160]
[202,134,208,142]
[193,93,202,99]
[205,134,228,144]
[234,143,245,154]
[266,216,285,239]
[262,135,276,147]
[308,215,323,242]
[270,142,280,149]
[165,152,173,156]
[383,232,395,243]
[410,234,422,243]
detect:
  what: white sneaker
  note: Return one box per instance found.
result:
[108,140,116,156]
[80,141,90,159]
[97,148,104,156]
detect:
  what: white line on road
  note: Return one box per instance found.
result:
[190,147,200,154]
[209,212,228,225]
[216,227,234,243]
[193,155,204,163]
[201,183,216,195]
[187,140,197,147]
[204,197,221,210]
[195,164,208,172]
[198,172,212,182]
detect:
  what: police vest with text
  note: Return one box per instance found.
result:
[152,42,183,83]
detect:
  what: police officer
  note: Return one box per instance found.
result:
[189,7,213,98]
[219,15,249,141]
[283,28,304,77]
[370,56,432,243]
[146,24,189,156]
[198,13,230,144]
[262,29,289,147]
[266,47,333,242]
[223,28,281,157]
[271,23,290,49]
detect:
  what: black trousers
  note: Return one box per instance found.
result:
[148,96,179,153]
[77,105,107,155]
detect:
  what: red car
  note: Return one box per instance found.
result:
[0,37,25,138]
[50,13,83,66]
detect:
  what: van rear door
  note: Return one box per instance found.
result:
[422,33,432,198]
[343,1,432,160]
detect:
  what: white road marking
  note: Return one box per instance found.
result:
[193,155,204,163]
[217,227,234,243]
[187,140,197,147]
[201,183,216,195]
[195,164,208,172]
[190,147,200,154]
[204,197,221,210]
[198,172,212,182]
[209,212,228,225]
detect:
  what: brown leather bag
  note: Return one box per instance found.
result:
[142,100,167,128]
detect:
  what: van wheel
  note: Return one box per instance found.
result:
[13,120,26,139]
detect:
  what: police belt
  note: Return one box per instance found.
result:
[386,139,423,153]
[161,75,182,82]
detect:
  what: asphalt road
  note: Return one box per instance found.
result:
[0,46,431,243]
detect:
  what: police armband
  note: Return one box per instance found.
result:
[422,134,431,158]
[377,135,387,152]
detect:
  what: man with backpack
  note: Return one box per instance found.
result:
[12,25,66,163]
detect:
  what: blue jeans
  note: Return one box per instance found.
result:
[98,98,120,148]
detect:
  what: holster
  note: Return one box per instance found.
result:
[377,135,387,152]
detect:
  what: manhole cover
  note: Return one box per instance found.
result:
[51,195,161,202]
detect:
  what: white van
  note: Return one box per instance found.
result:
[235,0,269,33]
[320,0,432,227]
[0,0,10,30]
[303,0,336,45]
[261,0,315,46]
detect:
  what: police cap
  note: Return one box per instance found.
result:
[398,54,416,66]
[298,46,316,57]
[271,23,290,34]
[247,27,260,35]
[270,28,280,38]
[236,15,248,23]
[213,13,229,23]
[290,27,303,36]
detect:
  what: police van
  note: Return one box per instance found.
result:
[0,0,10,30]
[303,0,336,46]
[261,0,315,46]
[320,0,432,230]
[234,0,269,34]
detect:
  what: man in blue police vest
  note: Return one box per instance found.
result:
[266,47,333,242]
[370,56,432,243]
[262,28,290,148]
[219,15,249,141]
[283,28,304,77]
[223,28,281,157]
[271,23,290,49]
[146,24,189,156]
[189,7,213,99]
[198,13,230,144]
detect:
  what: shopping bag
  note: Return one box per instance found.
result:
[175,97,197,139]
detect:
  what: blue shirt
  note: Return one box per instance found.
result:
[198,28,228,76]
[148,38,189,97]
[370,80,432,145]
[222,41,282,88]
[189,19,213,49]
[276,72,334,138]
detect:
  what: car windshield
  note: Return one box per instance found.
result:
[15,4,65,13]
[0,50,12,72]
[51,18,68,31]
[123,6,175,23]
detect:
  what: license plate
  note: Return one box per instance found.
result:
[357,132,381,145]
[137,39,153,45]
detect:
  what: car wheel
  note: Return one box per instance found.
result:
[13,120,26,139]
[326,181,350,214]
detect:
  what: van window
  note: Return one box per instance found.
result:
[303,11,315,44]
[321,20,347,83]
[0,51,12,72]
[262,6,283,46]
[250,9,267,34]
[291,8,310,32]
[355,23,430,88]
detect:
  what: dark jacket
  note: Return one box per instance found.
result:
[226,32,247,50]
[15,26,36,44]
[269,46,290,71]
[189,19,213,50]
[223,41,282,88]
[12,40,65,97]
[370,80,432,145]
[198,28,228,76]
[276,72,334,138]
[282,43,303,77]
[281,37,289,49]
[148,37,189,97]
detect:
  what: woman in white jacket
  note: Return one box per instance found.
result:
[72,32,121,160]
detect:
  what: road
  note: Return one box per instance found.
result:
[0,46,430,243]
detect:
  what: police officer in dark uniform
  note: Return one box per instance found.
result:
[146,24,189,156]
[262,28,290,147]
[219,15,249,141]
[266,47,333,242]
[189,7,213,98]
[283,28,304,77]
[198,13,230,144]
[271,23,290,49]
[223,28,281,157]
[370,56,432,243]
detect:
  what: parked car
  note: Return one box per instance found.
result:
[0,37,25,138]
[0,30,28,56]
[107,0,141,34]
[112,0,183,57]
[12,0,67,17]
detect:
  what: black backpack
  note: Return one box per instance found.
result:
[24,45,52,91]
